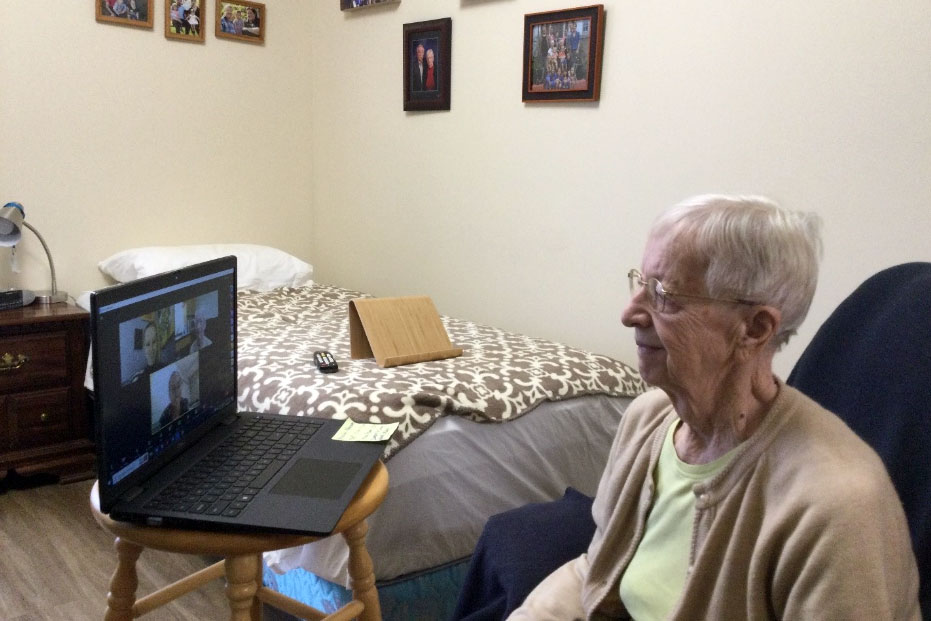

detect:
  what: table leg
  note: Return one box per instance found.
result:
[225,553,261,621]
[252,557,264,620]
[344,519,381,621]
[105,537,143,621]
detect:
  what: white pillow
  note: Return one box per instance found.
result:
[99,244,313,291]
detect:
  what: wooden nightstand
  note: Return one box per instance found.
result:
[0,303,94,483]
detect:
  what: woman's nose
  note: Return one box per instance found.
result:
[621,295,650,328]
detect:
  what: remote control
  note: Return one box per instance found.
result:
[313,350,338,373]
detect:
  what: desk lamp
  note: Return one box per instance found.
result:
[0,202,67,304]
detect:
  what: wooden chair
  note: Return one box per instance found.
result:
[90,461,389,621]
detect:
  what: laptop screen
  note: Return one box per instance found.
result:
[91,256,238,508]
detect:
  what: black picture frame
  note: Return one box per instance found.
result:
[522,5,605,103]
[403,18,452,112]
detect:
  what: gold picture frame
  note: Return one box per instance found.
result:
[165,0,205,42]
[216,1,265,44]
[96,0,154,29]
[340,0,401,11]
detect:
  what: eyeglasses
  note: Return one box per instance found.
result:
[627,268,758,313]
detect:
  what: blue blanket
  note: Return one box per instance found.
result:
[451,488,595,620]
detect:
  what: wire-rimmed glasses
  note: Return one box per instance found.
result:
[627,268,758,312]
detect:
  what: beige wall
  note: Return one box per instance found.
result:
[306,1,931,376]
[2,1,930,378]
[0,1,315,295]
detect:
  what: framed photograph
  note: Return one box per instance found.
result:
[403,18,452,112]
[522,5,605,103]
[340,0,400,10]
[166,1,205,42]
[216,1,265,44]
[96,0,154,28]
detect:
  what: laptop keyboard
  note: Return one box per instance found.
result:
[143,416,322,518]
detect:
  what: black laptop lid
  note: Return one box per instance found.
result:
[91,256,238,512]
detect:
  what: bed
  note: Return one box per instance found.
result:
[93,245,647,619]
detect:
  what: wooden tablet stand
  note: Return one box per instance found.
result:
[349,296,463,368]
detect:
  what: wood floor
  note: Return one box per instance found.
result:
[0,473,232,620]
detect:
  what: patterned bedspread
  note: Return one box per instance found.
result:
[237,284,645,459]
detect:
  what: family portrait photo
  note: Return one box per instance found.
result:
[165,0,204,42]
[340,0,400,10]
[96,0,153,28]
[522,5,605,102]
[216,1,265,43]
[529,19,591,93]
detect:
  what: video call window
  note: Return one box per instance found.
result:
[149,356,200,433]
[116,291,219,434]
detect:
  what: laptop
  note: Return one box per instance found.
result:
[90,255,385,535]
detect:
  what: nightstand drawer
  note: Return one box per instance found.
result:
[5,388,72,449]
[0,331,69,393]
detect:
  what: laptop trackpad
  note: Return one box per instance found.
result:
[270,458,361,500]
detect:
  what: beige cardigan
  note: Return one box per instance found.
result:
[509,384,920,620]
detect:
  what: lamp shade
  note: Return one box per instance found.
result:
[0,202,25,246]
[0,201,67,304]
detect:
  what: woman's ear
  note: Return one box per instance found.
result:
[742,305,781,351]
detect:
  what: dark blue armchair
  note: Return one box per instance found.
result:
[786,261,931,619]
[451,487,595,620]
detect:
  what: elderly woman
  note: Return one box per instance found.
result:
[508,195,919,619]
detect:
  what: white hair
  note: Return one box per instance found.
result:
[652,194,823,349]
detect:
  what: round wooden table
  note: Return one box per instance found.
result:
[90,460,388,621]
